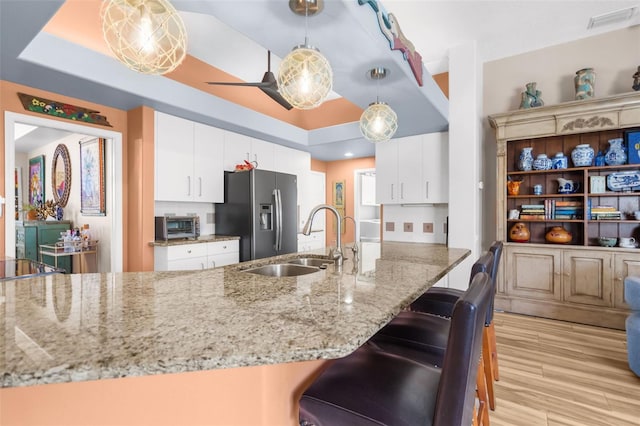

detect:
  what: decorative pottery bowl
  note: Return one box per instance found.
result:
[598,237,618,247]
[545,226,572,244]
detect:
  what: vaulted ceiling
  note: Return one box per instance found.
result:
[2,1,638,160]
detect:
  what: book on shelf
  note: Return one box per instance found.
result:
[519,214,545,220]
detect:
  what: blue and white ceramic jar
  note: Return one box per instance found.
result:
[552,152,568,169]
[533,154,552,170]
[571,144,594,167]
[604,138,627,166]
[518,147,534,171]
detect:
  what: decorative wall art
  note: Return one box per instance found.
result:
[52,144,71,207]
[80,138,106,215]
[17,92,113,127]
[333,180,346,235]
[626,129,640,164]
[358,0,424,86]
[28,155,45,207]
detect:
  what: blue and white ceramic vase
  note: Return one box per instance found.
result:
[533,154,552,170]
[571,144,594,167]
[604,138,627,166]
[518,147,534,171]
[552,152,568,169]
[594,150,606,166]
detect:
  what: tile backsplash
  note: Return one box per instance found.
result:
[383,205,448,244]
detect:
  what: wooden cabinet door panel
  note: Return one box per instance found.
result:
[505,245,561,300]
[562,250,612,307]
[613,253,640,309]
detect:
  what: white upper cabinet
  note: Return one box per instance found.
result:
[194,123,224,202]
[422,132,448,203]
[223,131,276,171]
[375,132,449,204]
[155,111,224,203]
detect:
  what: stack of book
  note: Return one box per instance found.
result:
[590,205,622,220]
[554,200,583,219]
[519,204,545,220]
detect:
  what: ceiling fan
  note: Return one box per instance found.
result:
[206,50,293,110]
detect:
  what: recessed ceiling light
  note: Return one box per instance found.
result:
[344,152,354,157]
[587,6,638,29]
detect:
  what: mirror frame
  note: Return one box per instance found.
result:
[52,143,71,207]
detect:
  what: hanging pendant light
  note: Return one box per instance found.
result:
[101,0,187,75]
[360,68,398,142]
[278,0,332,110]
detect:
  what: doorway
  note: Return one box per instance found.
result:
[353,168,380,243]
[4,111,123,272]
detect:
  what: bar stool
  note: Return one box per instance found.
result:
[299,272,492,426]
[403,241,503,409]
[368,250,496,414]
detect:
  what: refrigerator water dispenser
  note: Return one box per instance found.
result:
[260,204,273,230]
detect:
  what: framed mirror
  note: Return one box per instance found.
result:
[52,144,71,207]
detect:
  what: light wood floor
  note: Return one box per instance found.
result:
[490,312,640,426]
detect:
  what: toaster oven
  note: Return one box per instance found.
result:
[155,216,200,241]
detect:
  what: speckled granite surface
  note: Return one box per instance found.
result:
[149,234,240,246]
[1,242,469,388]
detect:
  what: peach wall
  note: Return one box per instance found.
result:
[0,81,130,264]
[310,158,328,173]
[324,157,375,245]
[0,360,328,426]
[126,106,155,271]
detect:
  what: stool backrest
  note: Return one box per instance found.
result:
[487,240,503,323]
[433,271,491,426]
[468,252,495,325]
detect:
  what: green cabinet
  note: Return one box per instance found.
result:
[16,221,72,273]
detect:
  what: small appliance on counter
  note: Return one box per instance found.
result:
[215,169,297,262]
[155,215,200,241]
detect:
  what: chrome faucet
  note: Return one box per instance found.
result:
[342,216,359,262]
[303,204,343,268]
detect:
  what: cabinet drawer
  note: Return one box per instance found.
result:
[209,252,239,268]
[207,240,239,255]
[166,243,208,260]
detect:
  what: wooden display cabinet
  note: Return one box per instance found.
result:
[490,92,640,329]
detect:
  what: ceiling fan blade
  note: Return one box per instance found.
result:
[206,81,271,88]
[260,86,293,110]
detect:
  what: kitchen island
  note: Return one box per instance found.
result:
[1,242,469,425]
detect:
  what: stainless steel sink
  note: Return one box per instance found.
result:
[287,258,333,268]
[243,263,321,277]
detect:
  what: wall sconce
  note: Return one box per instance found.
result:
[101,0,187,75]
[359,68,398,142]
[278,0,332,109]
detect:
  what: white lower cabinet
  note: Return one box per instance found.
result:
[207,240,239,268]
[155,240,239,271]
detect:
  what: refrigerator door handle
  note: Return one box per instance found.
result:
[275,189,282,251]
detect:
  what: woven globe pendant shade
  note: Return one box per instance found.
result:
[101,0,187,75]
[277,46,333,110]
[360,102,398,142]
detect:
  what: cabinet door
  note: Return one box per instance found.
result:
[167,256,207,271]
[504,245,561,300]
[397,135,423,202]
[375,141,398,204]
[361,174,378,206]
[613,253,640,309]
[23,226,38,261]
[155,112,194,201]
[422,132,449,203]
[562,250,612,307]
[223,131,252,171]
[251,138,275,171]
[194,123,224,203]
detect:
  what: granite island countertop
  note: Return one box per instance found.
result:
[1,242,469,388]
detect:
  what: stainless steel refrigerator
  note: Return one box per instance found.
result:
[215,169,298,262]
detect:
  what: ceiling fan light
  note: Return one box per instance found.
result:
[101,0,187,75]
[360,102,398,142]
[277,45,333,110]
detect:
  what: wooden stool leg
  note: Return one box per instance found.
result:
[476,357,491,426]
[482,326,496,410]
[488,321,500,381]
